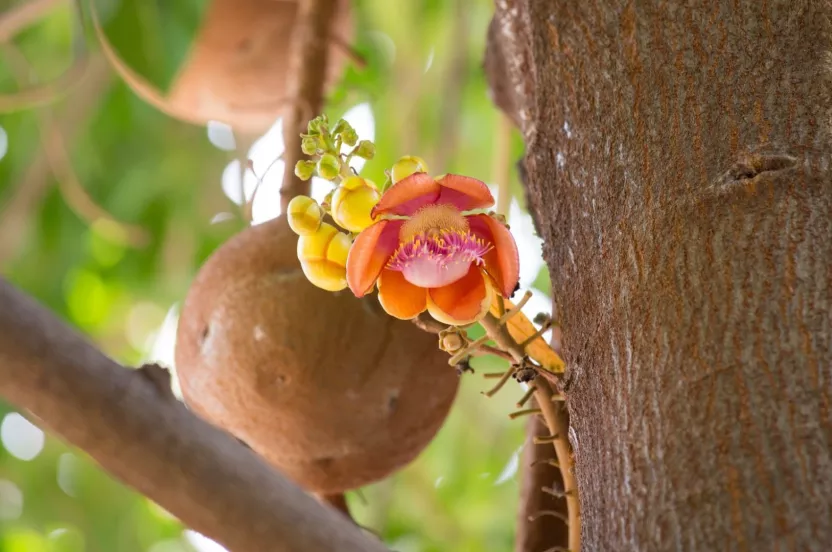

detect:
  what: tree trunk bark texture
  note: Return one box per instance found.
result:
[487,1,832,550]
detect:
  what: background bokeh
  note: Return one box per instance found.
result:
[0,1,552,550]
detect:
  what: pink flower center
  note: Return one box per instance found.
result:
[387,229,492,288]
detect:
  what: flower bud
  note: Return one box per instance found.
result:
[331,176,381,233]
[354,140,375,160]
[317,153,341,180]
[294,160,316,181]
[307,115,328,134]
[286,195,323,236]
[301,135,319,155]
[391,155,429,183]
[341,127,359,147]
[331,119,349,135]
[297,223,351,291]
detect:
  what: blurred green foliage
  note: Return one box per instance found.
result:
[0,0,543,550]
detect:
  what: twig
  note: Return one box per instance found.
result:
[509,408,542,420]
[494,112,513,218]
[482,365,517,397]
[0,55,113,266]
[533,377,580,552]
[329,33,367,68]
[528,510,569,524]
[0,0,88,112]
[478,312,580,551]
[516,385,537,407]
[0,0,65,42]
[0,278,387,552]
[280,0,338,212]
[315,493,353,522]
[1,43,149,247]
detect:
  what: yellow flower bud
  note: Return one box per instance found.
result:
[391,155,429,184]
[330,176,381,233]
[287,195,323,236]
[297,223,351,291]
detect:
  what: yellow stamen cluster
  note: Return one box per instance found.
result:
[399,204,468,243]
[331,176,381,233]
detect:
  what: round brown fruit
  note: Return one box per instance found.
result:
[97,0,353,134]
[175,216,458,494]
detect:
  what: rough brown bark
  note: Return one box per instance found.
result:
[487,1,832,550]
[0,279,387,552]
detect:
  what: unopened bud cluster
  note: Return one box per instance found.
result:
[288,113,431,293]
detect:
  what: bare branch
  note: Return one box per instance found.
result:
[0,0,65,42]
[0,278,388,552]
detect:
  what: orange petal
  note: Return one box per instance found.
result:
[435,174,495,211]
[467,214,520,298]
[377,269,427,319]
[371,172,440,217]
[427,267,494,325]
[346,219,403,297]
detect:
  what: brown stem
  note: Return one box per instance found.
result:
[316,492,353,521]
[494,112,513,217]
[479,312,580,551]
[280,0,337,212]
[0,278,387,552]
[0,0,65,41]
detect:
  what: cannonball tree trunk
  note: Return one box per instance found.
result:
[487,1,832,550]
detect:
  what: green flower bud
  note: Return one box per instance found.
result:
[332,119,348,134]
[307,114,328,135]
[317,153,341,180]
[354,140,376,160]
[341,127,359,147]
[294,160,316,181]
[301,135,319,155]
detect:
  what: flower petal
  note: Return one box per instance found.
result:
[371,172,440,217]
[436,174,495,211]
[346,219,404,297]
[467,214,520,298]
[377,269,427,319]
[427,266,494,325]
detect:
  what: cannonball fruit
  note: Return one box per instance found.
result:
[101,0,353,134]
[174,215,458,494]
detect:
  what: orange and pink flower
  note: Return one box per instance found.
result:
[346,172,520,325]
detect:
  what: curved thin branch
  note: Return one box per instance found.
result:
[1,43,150,247]
[0,278,388,552]
[0,0,88,112]
[0,55,113,266]
[0,0,65,42]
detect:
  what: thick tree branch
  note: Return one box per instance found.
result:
[0,278,387,552]
[280,0,338,212]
